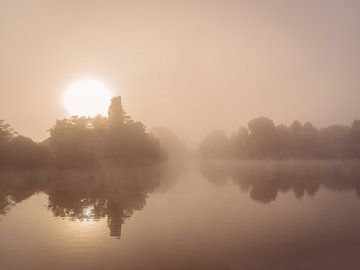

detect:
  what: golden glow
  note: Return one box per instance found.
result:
[63,79,113,117]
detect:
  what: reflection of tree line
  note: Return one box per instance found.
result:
[201,161,360,203]
[0,165,178,238]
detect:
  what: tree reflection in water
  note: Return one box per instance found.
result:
[3,160,360,238]
[0,164,179,238]
[201,160,360,203]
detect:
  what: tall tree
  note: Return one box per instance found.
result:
[108,96,129,126]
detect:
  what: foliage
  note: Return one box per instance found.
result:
[0,96,162,169]
[48,96,162,167]
[0,120,49,168]
[201,117,360,159]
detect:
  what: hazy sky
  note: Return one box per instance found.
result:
[1,0,360,146]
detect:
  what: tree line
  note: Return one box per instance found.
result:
[0,96,163,169]
[3,107,360,167]
[200,117,360,159]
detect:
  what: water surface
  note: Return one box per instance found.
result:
[1,161,360,270]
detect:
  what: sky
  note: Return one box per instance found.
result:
[1,0,360,146]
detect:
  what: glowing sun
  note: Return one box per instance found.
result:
[63,79,113,117]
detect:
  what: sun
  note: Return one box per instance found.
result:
[63,78,113,117]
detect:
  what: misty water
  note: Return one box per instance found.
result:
[1,160,360,270]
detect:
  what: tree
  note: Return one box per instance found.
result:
[9,136,50,168]
[0,120,15,166]
[302,122,318,157]
[200,130,230,159]
[229,127,250,158]
[351,120,360,143]
[48,116,98,167]
[248,117,277,157]
[47,96,162,167]
[200,117,360,159]
[0,120,50,168]
[0,120,16,142]
[108,96,129,126]
[248,117,276,138]
[276,124,291,158]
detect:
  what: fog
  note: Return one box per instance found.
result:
[4,2,360,269]
[1,0,360,146]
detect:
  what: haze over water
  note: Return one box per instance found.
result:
[2,1,360,269]
[1,161,360,270]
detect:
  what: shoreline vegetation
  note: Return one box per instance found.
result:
[0,96,167,169]
[200,117,360,160]
[2,99,360,169]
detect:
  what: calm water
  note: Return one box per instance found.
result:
[1,161,360,270]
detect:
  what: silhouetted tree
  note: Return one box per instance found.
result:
[48,96,162,167]
[9,136,50,168]
[248,117,278,157]
[108,96,129,126]
[0,120,15,165]
[0,120,16,140]
[0,120,49,168]
[48,116,98,167]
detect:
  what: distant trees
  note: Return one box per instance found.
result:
[200,130,230,159]
[0,120,49,168]
[248,117,278,157]
[150,126,186,159]
[200,117,360,159]
[48,96,162,167]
